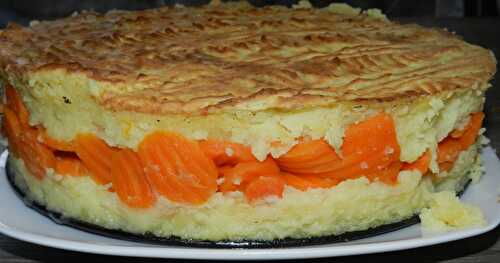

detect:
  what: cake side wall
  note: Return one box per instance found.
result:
[8,70,485,162]
[9,141,481,240]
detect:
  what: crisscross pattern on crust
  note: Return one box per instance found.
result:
[0,2,495,114]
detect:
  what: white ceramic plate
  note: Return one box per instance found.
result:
[0,148,499,260]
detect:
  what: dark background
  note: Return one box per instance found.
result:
[0,0,499,27]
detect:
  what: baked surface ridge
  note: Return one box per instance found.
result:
[0,1,495,114]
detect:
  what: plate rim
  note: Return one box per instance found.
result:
[1,149,499,260]
[0,219,497,260]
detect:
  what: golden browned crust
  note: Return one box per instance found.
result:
[0,1,496,114]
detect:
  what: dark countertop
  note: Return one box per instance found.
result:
[0,17,499,262]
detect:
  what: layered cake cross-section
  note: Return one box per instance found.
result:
[0,1,496,241]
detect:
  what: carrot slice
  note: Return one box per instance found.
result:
[74,134,115,185]
[402,150,431,174]
[278,147,340,173]
[451,125,468,138]
[17,145,54,180]
[217,165,240,192]
[17,130,56,180]
[439,161,454,172]
[314,147,398,180]
[277,140,341,174]
[277,140,339,164]
[278,151,340,170]
[111,149,156,208]
[365,160,401,185]
[324,148,398,177]
[4,84,30,128]
[138,131,217,205]
[437,137,462,164]
[336,113,400,167]
[434,112,484,173]
[281,173,311,191]
[218,157,280,193]
[55,154,88,177]
[39,128,75,152]
[300,175,340,188]
[2,107,23,155]
[139,139,186,203]
[199,139,257,166]
[282,172,338,191]
[342,113,398,156]
[457,112,484,150]
[217,165,233,178]
[244,176,285,203]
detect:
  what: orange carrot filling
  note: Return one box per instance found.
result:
[2,87,484,206]
[55,154,88,177]
[74,133,116,185]
[402,150,431,174]
[245,176,285,203]
[218,157,280,194]
[111,148,156,208]
[436,112,484,172]
[277,112,401,184]
[138,131,218,205]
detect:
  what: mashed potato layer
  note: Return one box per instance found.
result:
[420,191,485,233]
[10,141,483,241]
[15,70,485,161]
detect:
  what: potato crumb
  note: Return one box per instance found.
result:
[102,183,113,190]
[233,177,241,185]
[420,191,485,234]
[225,147,234,157]
[384,146,395,155]
[216,177,225,185]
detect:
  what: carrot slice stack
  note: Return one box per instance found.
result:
[138,131,218,205]
[277,140,340,172]
[111,149,156,208]
[338,112,400,170]
[3,95,55,179]
[218,157,280,193]
[316,147,399,180]
[74,134,115,185]
[277,113,400,183]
